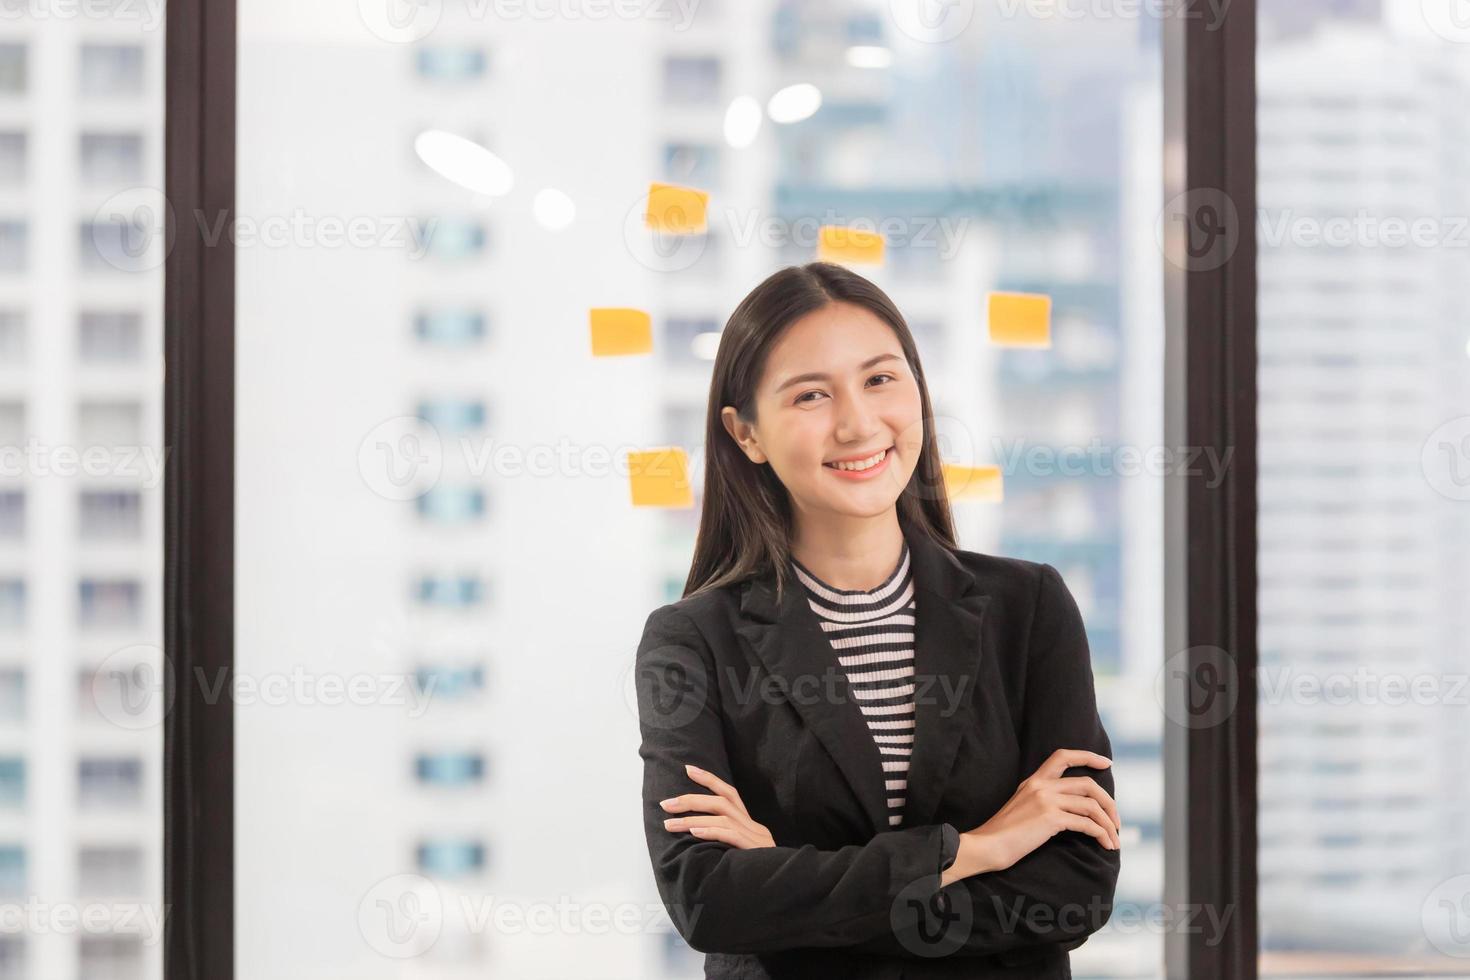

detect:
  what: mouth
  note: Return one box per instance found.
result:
[822,445,894,478]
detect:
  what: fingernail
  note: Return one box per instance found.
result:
[660,798,676,808]
[685,764,703,775]
[690,827,708,835]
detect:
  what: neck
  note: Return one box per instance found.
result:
[788,512,905,592]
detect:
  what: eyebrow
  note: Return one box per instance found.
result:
[774,353,904,393]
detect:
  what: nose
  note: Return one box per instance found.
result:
[833,386,882,444]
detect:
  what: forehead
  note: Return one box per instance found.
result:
[766,301,899,368]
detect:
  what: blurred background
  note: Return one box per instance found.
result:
[2,0,1469,976]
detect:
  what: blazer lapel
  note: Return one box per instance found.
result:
[734,523,991,836]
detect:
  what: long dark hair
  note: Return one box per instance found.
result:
[682,261,957,602]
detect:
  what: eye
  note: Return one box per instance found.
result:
[794,374,897,405]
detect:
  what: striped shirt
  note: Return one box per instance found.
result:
[791,541,917,828]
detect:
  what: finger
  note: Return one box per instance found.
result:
[1056,795,1120,849]
[1059,813,1115,850]
[688,824,747,847]
[660,793,734,816]
[664,814,730,833]
[1036,749,1112,780]
[684,764,747,810]
[1055,777,1120,831]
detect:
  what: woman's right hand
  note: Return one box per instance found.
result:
[958,748,1120,877]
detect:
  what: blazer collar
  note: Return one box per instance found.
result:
[735,523,991,836]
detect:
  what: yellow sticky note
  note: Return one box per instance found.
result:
[645,182,709,235]
[628,448,694,508]
[986,292,1052,348]
[590,308,653,356]
[816,226,885,266]
[942,464,1004,502]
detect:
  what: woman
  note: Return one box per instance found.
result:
[634,262,1121,979]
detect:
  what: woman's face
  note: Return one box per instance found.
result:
[722,300,925,521]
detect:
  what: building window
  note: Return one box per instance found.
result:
[663,142,720,187]
[661,55,721,105]
[0,671,21,724]
[78,846,143,897]
[77,934,142,980]
[0,134,23,184]
[0,312,23,360]
[415,486,486,524]
[77,579,142,629]
[413,309,487,347]
[414,752,485,786]
[77,757,143,810]
[79,311,143,362]
[0,581,23,630]
[0,45,24,95]
[415,840,486,877]
[80,132,145,184]
[79,490,143,540]
[412,664,484,701]
[0,847,21,896]
[78,400,142,447]
[413,574,483,608]
[79,44,143,96]
[0,759,22,807]
[0,222,25,273]
[0,492,20,540]
[415,47,487,82]
[420,218,487,259]
[416,398,486,434]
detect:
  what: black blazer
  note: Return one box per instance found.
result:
[634,523,1120,979]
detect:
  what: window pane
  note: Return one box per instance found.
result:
[238,2,1163,976]
[1257,2,1470,975]
[2,9,165,980]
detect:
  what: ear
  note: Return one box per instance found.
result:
[720,406,767,464]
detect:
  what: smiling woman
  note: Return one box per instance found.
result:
[634,263,1121,979]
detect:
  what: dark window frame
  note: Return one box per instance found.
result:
[163,5,1259,978]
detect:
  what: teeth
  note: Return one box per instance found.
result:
[826,448,888,471]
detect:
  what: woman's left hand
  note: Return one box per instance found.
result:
[659,763,776,849]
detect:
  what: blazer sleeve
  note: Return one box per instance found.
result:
[635,602,957,955]
[842,561,1121,960]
